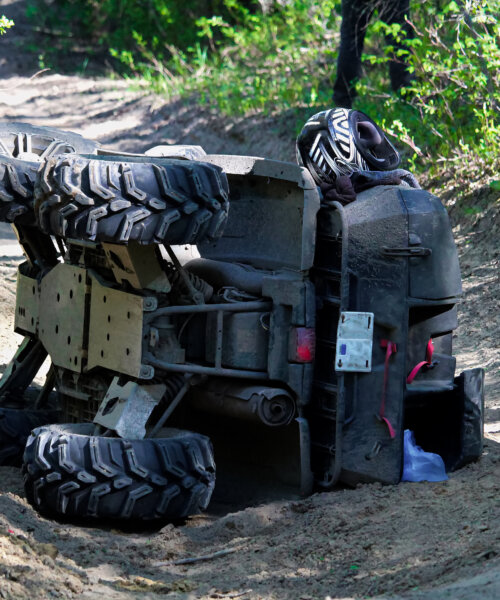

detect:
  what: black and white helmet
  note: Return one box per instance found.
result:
[296,108,401,184]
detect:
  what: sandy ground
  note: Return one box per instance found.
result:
[0,1,499,599]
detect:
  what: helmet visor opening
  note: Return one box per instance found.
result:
[356,121,383,151]
[350,111,401,169]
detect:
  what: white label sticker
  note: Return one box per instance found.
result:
[335,311,374,372]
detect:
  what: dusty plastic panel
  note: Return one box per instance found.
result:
[406,304,457,392]
[405,367,484,472]
[199,155,320,272]
[403,189,462,300]
[337,186,410,485]
[308,185,477,488]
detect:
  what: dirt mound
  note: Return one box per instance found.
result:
[0,444,498,599]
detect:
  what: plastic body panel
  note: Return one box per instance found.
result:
[336,186,410,485]
[404,189,462,299]
[199,155,319,271]
[309,185,480,488]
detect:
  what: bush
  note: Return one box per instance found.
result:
[126,0,499,177]
[25,0,257,69]
[25,0,499,178]
[164,0,341,114]
[358,0,500,175]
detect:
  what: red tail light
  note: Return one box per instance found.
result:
[290,327,316,363]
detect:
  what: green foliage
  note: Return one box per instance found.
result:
[25,0,499,179]
[25,0,254,67]
[358,0,500,175]
[166,0,340,114]
[0,15,14,35]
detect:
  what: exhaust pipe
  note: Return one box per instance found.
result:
[189,379,295,427]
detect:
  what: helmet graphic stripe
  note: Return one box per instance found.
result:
[309,133,322,157]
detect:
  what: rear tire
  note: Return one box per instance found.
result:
[34,154,229,245]
[23,423,216,521]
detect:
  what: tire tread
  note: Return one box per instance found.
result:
[23,424,215,520]
[34,155,229,245]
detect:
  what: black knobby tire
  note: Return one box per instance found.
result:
[0,122,99,161]
[0,123,99,224]
[0,406,59,466]
[34,154,229,245]
[23,424,216,521]
[0,156,39,223]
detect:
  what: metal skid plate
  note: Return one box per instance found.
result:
[87,273,144,378]
[38,264,87,372]
[15,272,39,335]
[335,311,374,372]
[102,242,171,293]
[94,377,166,439]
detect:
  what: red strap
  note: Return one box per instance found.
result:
[379,339,397,438]
[407,338,434,384]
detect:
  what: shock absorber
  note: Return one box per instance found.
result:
[165,262,214,305]
[161,244,213,304]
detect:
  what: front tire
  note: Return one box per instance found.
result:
[23,424,216,521]
[0,156,38,223]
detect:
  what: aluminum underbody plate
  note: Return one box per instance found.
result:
[94,378,166,439]
[38,264,87,372]
[15,272,39,335]
[335,311,374,372]
[87,273,144,378]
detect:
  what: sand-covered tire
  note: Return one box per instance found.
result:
[34,154,229,245]
[0,406,59,466]
[0,156,39,223]
[23,423,216,521]
[0,122,99,161]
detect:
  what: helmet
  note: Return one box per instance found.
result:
[296,108,401,184]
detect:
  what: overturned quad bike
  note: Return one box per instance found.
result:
[0,123,485,521]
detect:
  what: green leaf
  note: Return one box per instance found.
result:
[0,14,14,35]
[444,1,460,14]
